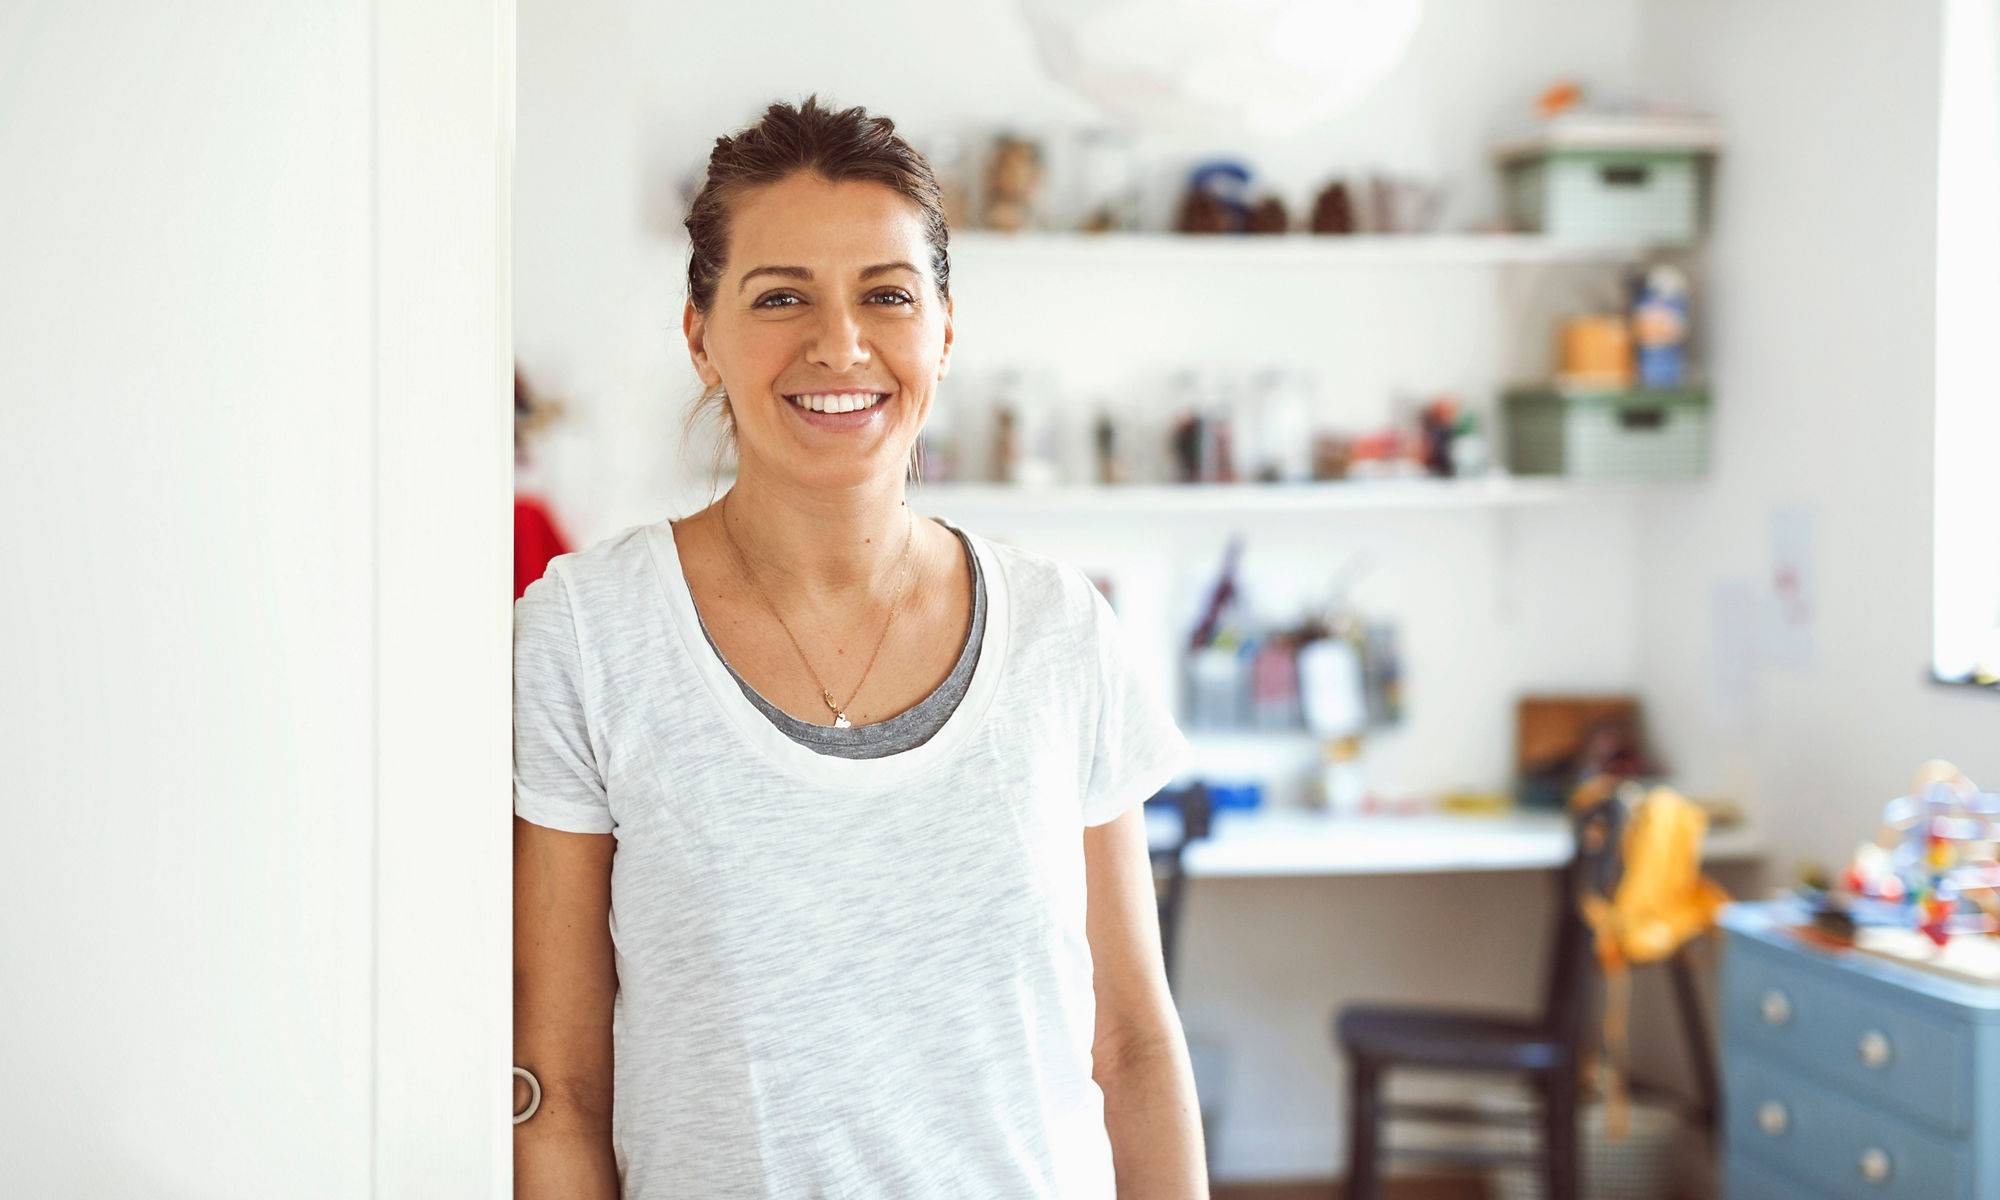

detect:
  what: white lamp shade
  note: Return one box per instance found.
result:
[1019,0,1425,137]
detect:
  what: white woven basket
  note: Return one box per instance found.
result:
[1479,1092,1690,1200]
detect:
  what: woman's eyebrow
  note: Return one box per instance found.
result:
[738,265,810,293]
[736,262,915,293]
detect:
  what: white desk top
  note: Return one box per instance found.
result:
[1159,808,1766,879]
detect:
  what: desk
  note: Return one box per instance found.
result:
[1148,805,1767,1180]
[1163,807,1765,878]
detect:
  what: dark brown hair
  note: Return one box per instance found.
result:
[680,96,950,486]
[684,94,951,313]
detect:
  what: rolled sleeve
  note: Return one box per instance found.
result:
[513,565,614,834]
[1078,574,1191,827]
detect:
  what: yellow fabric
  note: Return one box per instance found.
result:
[1574,783,1730,1138]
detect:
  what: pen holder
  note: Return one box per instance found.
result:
[1186,645,1244,729]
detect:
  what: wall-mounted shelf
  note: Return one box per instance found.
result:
[1181,809,1765,878]
[910,476,1689,516]
[949,230,1660,268]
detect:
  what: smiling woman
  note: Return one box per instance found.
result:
[685,171,947,495]
[510,97,1207,1199]
[679,99,951,495]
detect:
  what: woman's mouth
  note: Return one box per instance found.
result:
[787,391,889,414]
[784,390,892,430]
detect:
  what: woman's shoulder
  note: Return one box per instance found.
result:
[517,516,667,627]
[956,526,1104,629]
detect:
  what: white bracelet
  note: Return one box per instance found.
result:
[513,1066,542,1125]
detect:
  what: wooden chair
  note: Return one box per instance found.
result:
[1147,782,1211,988]
[1331,796,1625,1200]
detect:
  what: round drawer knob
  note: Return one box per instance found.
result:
[1757,1100,1790,1136]
[1858,1029,1893,1069]
[1760,988,1793,1026]
[1859,1147,1892,1183]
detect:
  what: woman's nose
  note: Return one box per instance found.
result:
[806,304,869,370]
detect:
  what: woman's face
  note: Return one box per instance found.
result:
[685,171,953,493]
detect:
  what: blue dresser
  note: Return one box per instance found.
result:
[1720,903,2000,1198]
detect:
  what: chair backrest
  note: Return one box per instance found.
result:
[1148,783,1212,988]
[1540,793,1627,1047]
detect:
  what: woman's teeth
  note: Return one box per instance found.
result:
[790,392,885,414]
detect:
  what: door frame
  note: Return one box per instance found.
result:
[373,0,516,1193]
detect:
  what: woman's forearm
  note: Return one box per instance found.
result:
[1097,1030,1208,1199]
[515,1111,619,1199]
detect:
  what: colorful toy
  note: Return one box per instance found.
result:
[1842,760,2000,947]
[1630,264,1691,389]
[1176,161,1253,234]
[981,135,1044,233]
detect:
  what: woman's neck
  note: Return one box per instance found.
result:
[718,462,915,601]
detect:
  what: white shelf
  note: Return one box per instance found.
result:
[910,477,1687,516]
[949,229,1657,267]
[1177,809,1765,879]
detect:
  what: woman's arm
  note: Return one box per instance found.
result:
[1083,804,1208,1199]
[514,816,621,1198]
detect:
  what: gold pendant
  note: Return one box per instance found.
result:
[823,692,851,728]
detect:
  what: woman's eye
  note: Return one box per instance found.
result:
[869,289,915,306]
[753,293,800,309]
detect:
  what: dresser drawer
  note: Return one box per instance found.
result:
[1724,938,1971,1133]
[1725,1051,1969,1200]
[1726,1152,1823,1200]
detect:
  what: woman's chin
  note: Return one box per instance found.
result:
[732,396,923,491]
[741,443,916,494]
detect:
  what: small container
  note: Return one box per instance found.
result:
[1205,781,1264,813]
[1187,644,1245,729]
[1298,636,1367,740]
[1504,385,1709,478]
[1558,314,1636,390]
[1073,128,1141,233]
[1480,1091,1690,1200]
[1248,640,1301,728]
[1320,737,1366,814]
[992,370,1061,486]
[1495,113,1719,246]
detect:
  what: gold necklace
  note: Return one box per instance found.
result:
[718,496,916,728]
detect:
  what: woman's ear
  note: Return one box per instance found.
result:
[684,299,721,388]
[936,295,955,381]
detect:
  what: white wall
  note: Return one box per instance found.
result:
[0,4,511,1195]
[1634,0,1999,879]
[0,5,374,1193]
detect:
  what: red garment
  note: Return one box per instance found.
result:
[514,495,571,599]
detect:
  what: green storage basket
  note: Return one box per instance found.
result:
[1504,386,1709,478]
[1501,148,1706,246]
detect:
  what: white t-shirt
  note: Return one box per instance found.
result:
[512,514,1190,1199]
